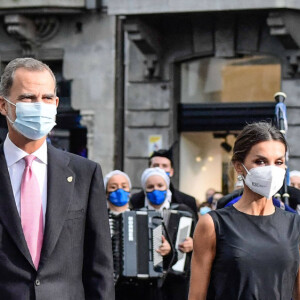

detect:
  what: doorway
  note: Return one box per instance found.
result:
[178,55,281,204]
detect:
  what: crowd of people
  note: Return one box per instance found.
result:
[106,125,300,300]
[105,150,197,300]
[0,57,299,300]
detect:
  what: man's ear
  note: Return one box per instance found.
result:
[169,168,174,177]
[55,96,59,108]
[0,97,7,116]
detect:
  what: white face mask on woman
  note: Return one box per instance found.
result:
[242,164,286,199]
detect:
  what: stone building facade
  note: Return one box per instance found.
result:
[1,1,300,201]
[107,1,300,201]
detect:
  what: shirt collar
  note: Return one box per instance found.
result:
[4,135,48,167]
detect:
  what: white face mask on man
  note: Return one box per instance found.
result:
[4,97,57,140]
[242,164,286,199]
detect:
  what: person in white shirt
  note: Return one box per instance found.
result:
[0,57,114,300]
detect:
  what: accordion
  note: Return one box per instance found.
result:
[109,208,193,282]
[110,210,164,281]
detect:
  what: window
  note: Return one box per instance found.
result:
[181,56,281,103]
[179,55,281,204]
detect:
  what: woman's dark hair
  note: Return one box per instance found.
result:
[231,122,288,164]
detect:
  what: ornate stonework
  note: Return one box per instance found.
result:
[4,14,60,56]
[124,18,161,79]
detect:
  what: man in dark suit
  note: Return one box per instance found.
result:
[0,57,114,299]
[130,149,198,300]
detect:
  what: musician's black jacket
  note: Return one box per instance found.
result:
[130,183,198,221]
[217,186,300,210]
[161,203,196,300]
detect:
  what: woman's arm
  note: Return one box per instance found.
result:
[293,248,300,300]
[188,214,216,300]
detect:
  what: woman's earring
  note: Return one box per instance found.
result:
[237,174,243,181]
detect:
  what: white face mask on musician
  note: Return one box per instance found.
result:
[242,164,286,199]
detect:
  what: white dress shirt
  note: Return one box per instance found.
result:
[4,135,48,228]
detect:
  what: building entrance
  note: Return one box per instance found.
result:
[179,55,281,204]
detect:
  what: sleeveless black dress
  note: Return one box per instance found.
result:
[207,206,300,300]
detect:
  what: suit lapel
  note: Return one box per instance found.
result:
[0,144,34,267]
[39,144,75,268]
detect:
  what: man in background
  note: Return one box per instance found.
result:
[290,170,300,190]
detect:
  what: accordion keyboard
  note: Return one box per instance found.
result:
[152,224,163,267]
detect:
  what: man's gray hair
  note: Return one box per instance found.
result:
[0,57,57,97]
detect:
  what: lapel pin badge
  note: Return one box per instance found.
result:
[67,176,73,183]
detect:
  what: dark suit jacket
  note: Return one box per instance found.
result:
[130,183,198,221]
[0,143,115,300]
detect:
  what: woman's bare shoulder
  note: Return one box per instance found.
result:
[194,213,215,239]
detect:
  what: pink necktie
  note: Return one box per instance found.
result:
[21,155,43,269]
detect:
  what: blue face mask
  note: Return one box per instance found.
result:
[200,206,211,215]
[146,190,167,206]
[4,97,57,140]
[108,189,130,207]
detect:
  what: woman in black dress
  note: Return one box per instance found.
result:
[189,122,300,300]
